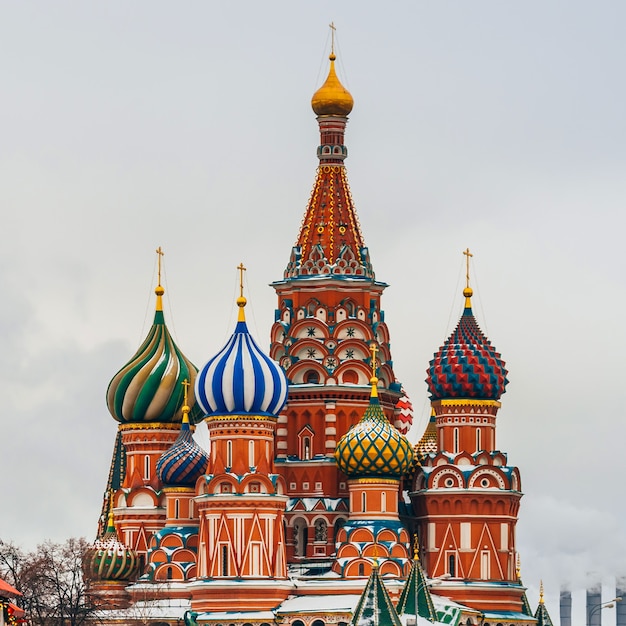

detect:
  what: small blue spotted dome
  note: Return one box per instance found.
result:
[156,412,209,487]
[195,298,289,417]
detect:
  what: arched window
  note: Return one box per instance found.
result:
[361,492,367,512]
[305,370,320,384]
[448,553,456,577]
[227,441,233,468]
[144,455,150,480]
[343,370,359,385]
[293,520,308,557]
[334,517,346,541]
[298,426,314,460]
[174,499,180,520]
[221,545,229,576]
[381,491,386,513]
[314,519,327,542]
[453,427,459,453]
[476,428,482,452]
[481,550,490,578]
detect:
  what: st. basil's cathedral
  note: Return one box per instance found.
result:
[84,41,553,626]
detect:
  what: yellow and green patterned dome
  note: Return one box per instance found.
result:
[335,378,414,478]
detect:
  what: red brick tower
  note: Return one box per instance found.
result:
[270,45,412,564]
[104,249,203,565]
[411,250,527,619]
[191,273,291,611]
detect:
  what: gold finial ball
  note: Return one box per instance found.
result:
[155,285,165,296]
[182,405,190,414]
[370,376,378,386]
[237,296,247,308]
[329,53,336,61]
[463,287,473,298]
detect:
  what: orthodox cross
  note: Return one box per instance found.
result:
[369,342,379,378]
[237,262,247,298]
[181,378,190,406]
[329,22,336,54]
[107,490,115,525]
[463,247,473,289]
[156,246,164,286]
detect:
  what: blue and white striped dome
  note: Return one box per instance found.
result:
[196,316,289,417]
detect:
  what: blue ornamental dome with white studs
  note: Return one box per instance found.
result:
[195,292,289,417]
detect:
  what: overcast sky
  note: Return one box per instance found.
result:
[2,1,625,620]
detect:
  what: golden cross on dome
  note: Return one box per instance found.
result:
[156,246,165,285]
[181,378,190,423]
[107,490,115,526]
[237,262,247,298]
[369,342,379,378]
[181,378,190,406]
[463,247,473,289]
[329,22,336,55]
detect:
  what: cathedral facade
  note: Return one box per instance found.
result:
[85,45,548,626]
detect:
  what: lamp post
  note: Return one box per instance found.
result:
[587,597,622,626]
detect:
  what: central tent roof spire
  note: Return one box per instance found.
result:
[284,30,374,280]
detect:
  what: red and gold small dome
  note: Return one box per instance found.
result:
[426,286,508,401]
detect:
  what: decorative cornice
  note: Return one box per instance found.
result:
[349,477,401,486]
[118,422,183,432]
[204,414,278,424]
[435,399,501,408]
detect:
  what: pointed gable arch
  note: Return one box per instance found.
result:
[133,524,151,553]
[467,522,505,579]
[433,523,465,579]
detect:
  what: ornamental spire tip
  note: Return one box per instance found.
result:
[462,247,473,309]
[155,246,165,312]
[369,343,379,399]
[237,262,247,322]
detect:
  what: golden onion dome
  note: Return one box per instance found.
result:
[335,378,413,478]
[311,53,354,117]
